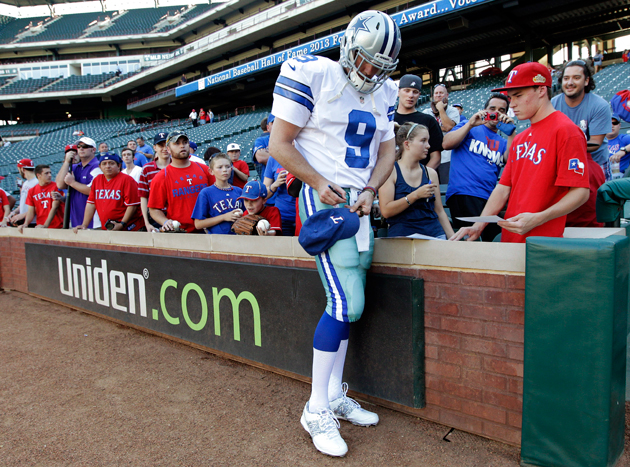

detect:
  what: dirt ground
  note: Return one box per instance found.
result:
[0,291,628,467]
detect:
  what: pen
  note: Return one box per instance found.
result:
[328,185,345,199]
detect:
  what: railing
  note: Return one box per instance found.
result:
[127,87,176,108]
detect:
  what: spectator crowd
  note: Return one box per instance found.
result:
[4,57,629,243]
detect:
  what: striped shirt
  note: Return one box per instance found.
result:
[138,161,164,198]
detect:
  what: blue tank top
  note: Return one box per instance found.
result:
[387,161,445,238]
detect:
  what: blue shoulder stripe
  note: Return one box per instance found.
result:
[276,75,313,99]
[388,105,396,122]
[274,85,314,112]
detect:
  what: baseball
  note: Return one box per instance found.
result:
[172,220,181,229]
[258,219,270,231]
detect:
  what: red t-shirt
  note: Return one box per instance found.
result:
[0,189,8,207]
[26,182,65,228]
[138,161,163,198]
[88,173,144,231]
[566,153,605,228]
[232,160,250,189]
[499,111,590,243]
[244,205,282,234]
[147,161,215,232]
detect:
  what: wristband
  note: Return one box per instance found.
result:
[404,196,412,206]
[362,186,377,197]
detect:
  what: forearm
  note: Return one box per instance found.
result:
[194,214,228,229]
[442,122,472,149]
[234,167,248,182]
[141,198,152,227]
[366,143,396,191]
[43,201,60,228]
[427,152,441,170]
[438,110,456,131]
[255,149,270,165]
[121,205,137,224]
[269,140,326,189]
[586,135,605,153]
[68,181,91,196]
[80,204,96,228]
[380,196,412,218]
[437,209,455,238]
[536,187,589,224]
[23,209,35,227]
[149,208,168,226]
[56,161,71,189]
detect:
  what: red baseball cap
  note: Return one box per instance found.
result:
[65,144,78,153]
[491,62,552,92]
[17,158,34,169]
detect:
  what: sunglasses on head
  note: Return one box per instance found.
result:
[433,83,447,90]
[566,60,586,66]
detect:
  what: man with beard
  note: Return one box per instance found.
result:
[148,130,215,232]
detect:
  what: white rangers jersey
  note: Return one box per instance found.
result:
[271,55,397,190]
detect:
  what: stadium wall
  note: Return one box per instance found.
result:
[0,228,623,446]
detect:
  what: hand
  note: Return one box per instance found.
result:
[371,203,381,219]
[610,152,624,163]
[498,113,515,125]
[449,225,483,241]
[64,172,76,186]
[435,100,446,112]
[147,224,159,233]
[225,209,244,222]
[111,222,124,231]
[274,170,288,188]
[497,212,541,236]
[17,224,24,233]
[50,191,63,201]
[64,152,75,164]
[412,182,436,201]
[469,110,487,127]
[35,224,45,229]
[256,224,269,236]
[350,190,373,217]
[317,181,346,206]
[161,219,175,231]
[73,225,87,234]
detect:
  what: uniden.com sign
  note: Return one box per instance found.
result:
[26,243,424,407]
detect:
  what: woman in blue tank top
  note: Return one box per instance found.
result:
[379,123,454,239]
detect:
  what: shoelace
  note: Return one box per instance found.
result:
[316,408,341,436]
[340,382,361,410]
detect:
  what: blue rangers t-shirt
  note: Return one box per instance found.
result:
[446,122,507,202]
[608,134,630,173]
[264,156,296,225]
[191,184,243,234]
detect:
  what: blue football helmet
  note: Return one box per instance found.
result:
[339,10,401,94]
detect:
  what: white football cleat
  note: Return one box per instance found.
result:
[329,383,379,426]
[300,402,348,457]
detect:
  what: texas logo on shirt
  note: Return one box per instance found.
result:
[568,158,585,176]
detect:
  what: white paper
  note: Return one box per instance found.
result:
[456,216,504,223]
[386,234,445,240]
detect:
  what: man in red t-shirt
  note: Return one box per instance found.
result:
[75,154,144,232]
[148,130,215,232]
[227,142,250,189]
[451,62,590,243]
[138,131,172,232]
[0,176,11,227]
[17,165,65,232]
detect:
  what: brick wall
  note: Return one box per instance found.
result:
[1,236,525,446]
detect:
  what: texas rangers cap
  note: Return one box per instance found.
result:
[227,143,241,152]
[76,136,96,148]
[189,141,198,151]
[267,113,275,124]
[492,62,551,92]
[64,144,77,153]
[17,158,34,169]
[452,103,463,109]
[153,132,168,144]
[99,153,122,164]
[238,180,268,201]
[398,74,422,91]
[298,208,360,256]
[166,130,188,144]
[612,113,621,123]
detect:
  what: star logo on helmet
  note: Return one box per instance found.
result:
[349,16,371,37]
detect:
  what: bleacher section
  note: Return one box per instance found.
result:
[0,110,270,197]
[18,12,103,43]
[592,63,630,102]
[0,15,48,44]
[87,8,182,38]
[44,73,115,92]
[0,77,56,95]
[156,4,216,33]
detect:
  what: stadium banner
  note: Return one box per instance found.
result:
[176,0,496,97]
[26,243,425,408]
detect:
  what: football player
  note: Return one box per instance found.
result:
[269,10,401,457]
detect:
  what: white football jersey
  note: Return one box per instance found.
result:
[271,55,397,190]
